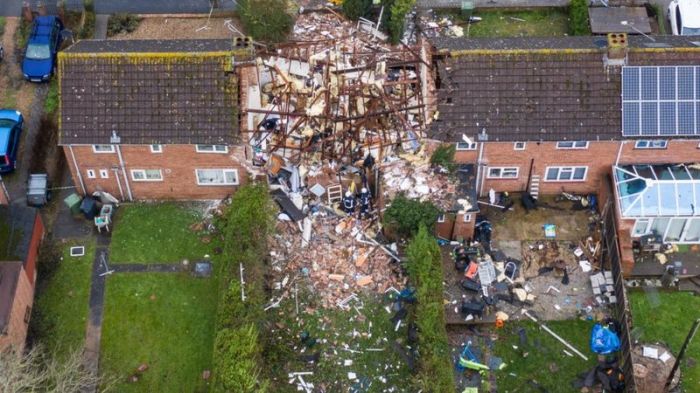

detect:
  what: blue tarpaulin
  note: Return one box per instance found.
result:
[590,323,621,354]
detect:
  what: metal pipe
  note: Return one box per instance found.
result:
[68,145,86,195]
[116,145,133,201]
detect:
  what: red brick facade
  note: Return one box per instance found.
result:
[0,264,35,352]
[64,144,248,201]
[435,213,476,242]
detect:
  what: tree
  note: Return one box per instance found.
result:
[0,345,114,393]
[383,194,440,239]
[386,0,414,44]
[429,144,456,174]
[238,0,293,43]
[222,182,275,260]
[342,0,372,21]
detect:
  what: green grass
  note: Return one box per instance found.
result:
[460,9,570,38]
[0,16,6,37]
[44,78,59,116]
[493,319,597,392]
[100,273,218,392]
[266,293,416,392]
[110,203,212,263]
[2,88,17,109]
[31,240,95,356]
[630,290,700,390]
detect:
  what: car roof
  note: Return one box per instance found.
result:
[0,127,10,155]
[679,0,700,28]
[30,16,56,42]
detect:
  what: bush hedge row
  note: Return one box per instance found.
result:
[406,225,454,392]
[569,0,590,36]
[211,183,275,393]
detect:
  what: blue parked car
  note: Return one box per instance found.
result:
[0,109,24,174]
[22,16,64,83]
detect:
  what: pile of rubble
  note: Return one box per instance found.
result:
[417,11,466,38]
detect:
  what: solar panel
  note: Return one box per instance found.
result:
[622,66,700,136]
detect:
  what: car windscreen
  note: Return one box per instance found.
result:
[25,43,51,60]
[682,26,700,35]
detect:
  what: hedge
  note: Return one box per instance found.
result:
[211,183,275,393]
[238,0,293,43]
[569,0,590,36]
[406,225,454,392]
[385,0,415,44]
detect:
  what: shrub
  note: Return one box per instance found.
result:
[213,325,269,393]
[386,0,415,44]
[569,0,590,36]
[79,0,96,39]
[342,0,372,21]
[44,79,59,116]
[238,0,293,43]
[429,144,456,174]
[383,194,440,239]
[406,225,454,392]
[107,13,141,37]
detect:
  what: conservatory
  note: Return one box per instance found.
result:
[614,163,700,243]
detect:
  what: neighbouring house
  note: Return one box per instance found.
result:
[429,34,700,274]
[58,39,252,201]
[0,206,45,352]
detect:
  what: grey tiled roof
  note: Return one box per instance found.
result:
[430,38,700,142]
[59,40,240,145]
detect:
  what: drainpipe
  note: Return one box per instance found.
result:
[615,140,625,166]
[68,145,86,195]
[116,145,133,201]
[476,142,485,197]
[112,167,124,201]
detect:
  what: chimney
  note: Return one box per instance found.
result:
[605,33,628,66]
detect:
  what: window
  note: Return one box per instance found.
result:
[487,167,519,179]
[632,219,650,237]
[150,144,163,153]
[196,169,239,185]
[86,169,96,179]
[99,169,109,179]
[131,169,163,181]
[545,166,588,181]
[92,145,115,153]
[196,145,228,153]
[635,140,668,149]
[463,214,472,223]
[555,141,589,149]
[514,142,526,150]
[437,214,445,223]
[456,142,477,151]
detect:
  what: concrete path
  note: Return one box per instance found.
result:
[95,14,109,39]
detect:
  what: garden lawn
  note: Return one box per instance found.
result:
[493,319,597,392]
[32,240,95,356]
[100,273,218,392]
[629,290,700,390]
[266,293,416,392]
[462,9,570,38]
[109,203,212,263]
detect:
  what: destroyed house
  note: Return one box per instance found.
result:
[429,35,700,273]
[58,39,251,201]
[0,206,45,352]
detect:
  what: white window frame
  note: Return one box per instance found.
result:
[463,214,472,223]
[92,145,115,153]
[86,169,96,179]
[437,214,445,223]
[514,142,526,150]
[555,141,589,149]
[150,144,163,153]
[195,168,239,186]
[455,142,477,151]
[195,144,228,153]
[544,166,588,182]
[632,219,651,237]
[99,169,109,179]
[130,169,163,182]
[487,166,519,179]
[634,140,668,149]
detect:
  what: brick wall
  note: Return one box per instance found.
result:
[64,144,248,201]
[0,264,34,352]
[0,177,8,205]
[435,212,476,241]
[23,213,44,284]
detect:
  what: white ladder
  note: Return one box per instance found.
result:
[530,175,541,200]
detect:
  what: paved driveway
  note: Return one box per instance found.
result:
[0,0,236,16]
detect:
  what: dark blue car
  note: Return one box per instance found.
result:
[22,16,64,83]
[0,109,24,174]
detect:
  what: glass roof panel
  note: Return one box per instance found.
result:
[635,165,655,179]
[671,165,691,180]
[659,183,677,215]
[641,183,661,216]
[677,183,695,215]
[653,165,674,180]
